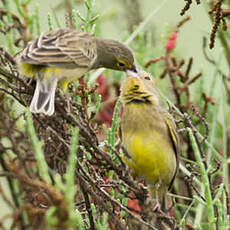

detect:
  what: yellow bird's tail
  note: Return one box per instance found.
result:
[29,74,57,116]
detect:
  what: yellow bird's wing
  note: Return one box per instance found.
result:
[20,29,97,69]
[164,113,179,191]
[117,122,135,167]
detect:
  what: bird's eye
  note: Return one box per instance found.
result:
[118,62,125,67]
[144,76,151,80]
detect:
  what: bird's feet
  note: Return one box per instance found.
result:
[152,199,161,212]
[144,196,160,213]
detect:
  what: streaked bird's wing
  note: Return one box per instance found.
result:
[165,113,179,190]
[20,29,97,68]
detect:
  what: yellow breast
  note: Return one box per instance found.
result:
[123,130,176,186]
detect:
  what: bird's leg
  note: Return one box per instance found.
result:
[153,186,160,212]
[144,183,160,213]
[152,181,162,212]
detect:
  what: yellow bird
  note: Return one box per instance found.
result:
[119,70,179,209]
[19,29,136,116]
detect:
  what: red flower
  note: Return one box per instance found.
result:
[96,74,110,102]
[127,197,140,215]
[165,31,178,52]
[169,31,177,40]
[165,40,176,51]
[97,100,116,127]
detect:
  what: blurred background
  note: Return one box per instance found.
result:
[0,0,217,220]
[0,0,229,229]
[30,0,216,74]
[1,0,223,80]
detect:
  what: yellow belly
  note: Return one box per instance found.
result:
[123,132,175,186]
[20,63,88,79]
[19,63,88,91]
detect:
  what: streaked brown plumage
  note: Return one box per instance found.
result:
[19,29,136,115]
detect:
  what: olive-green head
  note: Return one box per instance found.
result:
[94,38,136,72]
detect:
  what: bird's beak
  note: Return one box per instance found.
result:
[131,64,137,73]
[126,70,139,78]
[125,64,138,77]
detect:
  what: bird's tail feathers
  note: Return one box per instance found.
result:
[30,74,58,116]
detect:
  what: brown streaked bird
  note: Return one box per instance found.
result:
[19,28,136,116]
[119,70,179,210]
